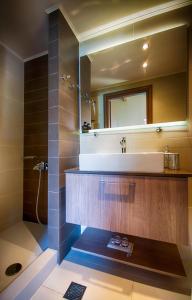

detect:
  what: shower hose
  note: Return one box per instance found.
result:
[36,168,42,225]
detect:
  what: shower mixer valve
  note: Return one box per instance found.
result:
[33,161,48,171]
[32,161,48,225]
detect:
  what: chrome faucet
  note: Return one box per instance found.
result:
[120,137,126,153]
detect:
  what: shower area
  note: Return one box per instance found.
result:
[0,8,80,293]
[0,46,48,292]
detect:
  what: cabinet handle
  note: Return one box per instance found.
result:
[99,180,136,202]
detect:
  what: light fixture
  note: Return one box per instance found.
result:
[142,43,149,50]
[88,121,187,135]
[142,62,148,68]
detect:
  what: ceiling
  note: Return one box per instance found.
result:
[0,0,191,59]
[59,0,172,37]
[0,0,57,59]
[90,26,187,90]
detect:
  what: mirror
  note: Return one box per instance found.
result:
[80,25,187,130]
[104,85,152,127]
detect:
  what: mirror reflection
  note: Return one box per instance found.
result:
[80,26,187,130]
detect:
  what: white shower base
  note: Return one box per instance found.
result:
[0,221,48,292]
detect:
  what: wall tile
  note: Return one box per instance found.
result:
[49,25,58,42]
[0,45,23,230]
[24,55,48,223]
[48,209,60,227]
[49,57,59,75]
[48,226,59,249]
[80,131,192,170]
[49,40,59,58]
[49,73,59,91]
[49,90,59,108]
[58,226,81,263]
[48,174,59,193]
[48,140,59,157]
[48,191,60,210]
[48,10,80,259]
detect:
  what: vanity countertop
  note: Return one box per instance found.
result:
[64,168,192,178]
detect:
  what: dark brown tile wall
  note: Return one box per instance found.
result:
[24,55,48,224]
[48,10,80,262]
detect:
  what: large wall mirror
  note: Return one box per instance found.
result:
[80,25,188,130]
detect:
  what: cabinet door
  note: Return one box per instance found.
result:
[66,174,148,235]
[146,177,188,244]
[66,174,188,244]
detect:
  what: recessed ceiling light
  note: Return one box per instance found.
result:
[142,43,149,50]
[143,62,148,68]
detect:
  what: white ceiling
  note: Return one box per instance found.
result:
[0,0,191,59]
[59,0,172,39]
[90,26,187,90]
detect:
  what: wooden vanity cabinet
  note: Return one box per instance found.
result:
[66,173,188,244]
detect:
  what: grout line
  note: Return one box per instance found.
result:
[41,285,64,297]
[48,39,59,45]
[25,87,48,94]
[24,98,48,104]
[48,55,57,61]
[48,71,58,76]
[25,75,48,84]
[49,88,58,93]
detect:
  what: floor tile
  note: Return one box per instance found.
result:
[43,260,133,300]
[31,286,63,300]
[132,282,190,300]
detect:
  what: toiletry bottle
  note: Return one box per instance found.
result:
[168,153,180,170]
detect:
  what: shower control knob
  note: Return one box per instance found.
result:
[33,161,48,171]
[44,162,48,171]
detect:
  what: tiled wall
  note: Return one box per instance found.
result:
[48,10,80,262]
[0,44,24,231]
[80,130,192,170]
[24,55,48,224]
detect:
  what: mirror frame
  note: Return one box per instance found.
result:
[104,85,153,128]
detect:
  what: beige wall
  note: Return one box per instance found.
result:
[188,29,192,251]
[92,72,187,128]
[152,72,187,123]
[0,44,24,231]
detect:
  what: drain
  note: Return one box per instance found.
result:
[63,282,87,300]
[5,263,22,276]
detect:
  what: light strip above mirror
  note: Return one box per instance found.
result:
[82,121,188,135]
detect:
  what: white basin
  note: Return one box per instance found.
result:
[79,152,164,173]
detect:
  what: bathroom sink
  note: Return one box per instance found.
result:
[79,152,164,173]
